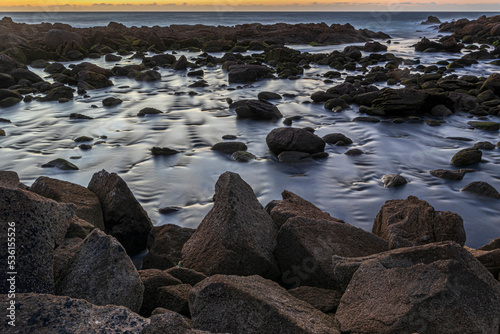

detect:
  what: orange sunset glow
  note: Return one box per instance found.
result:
[1,0,500,11]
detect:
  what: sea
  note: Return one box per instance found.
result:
[1,11,500,249]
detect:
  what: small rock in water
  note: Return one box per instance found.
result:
[158,206,182,214]
[74,136,93,142]
[323,133,353,145]
[41,158,79,170]
[138,107,163,116]
[430,169,474,180]
[231,151,256,162]
[70,113,93,120]
[102,97,123,106]
[222,134,237,140]
[79,144,92,150]
[0,129,5,136]
[425,119,443,126]
[258,91,282,101]
[353,116,380,123]
[345,148,364,156]
[461,181,500,199]
[382,174,407,187]
[468,121,500,131]
[212,142,247,154]
[278,151,313,162]
[151,147,179,156]
[474,141,496,150]
[451,148,482,166]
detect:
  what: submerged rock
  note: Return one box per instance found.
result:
[87,169,152,254]
[211,141,247,154]
[189,275,339,334]
[373,195,466,249]
[430,168,474,180]
[182,172,279,279]
[382,174,407,187]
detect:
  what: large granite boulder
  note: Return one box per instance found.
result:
[0,186,75,294]
[372,196,466,249]
[143,224,195,270]
[30,176,104,230]
[87,169,152,254]
[334,242,500,334]
[182,172,279,279]
[0,293,148,333]
[275,216,388,289]
[55,229,144,313]
[189,275,339,334]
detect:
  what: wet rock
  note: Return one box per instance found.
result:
[481,72,500,95]
[45,29,84,50]
[135,70,161,82]
[0,96,21,107]
[266,127,325,155]
[165,267,207,286]
[189,275,339,334]
[56,229,144,312]
[30,176,104,230]
[138,107,163,116]
[41,86,74,101]
[275,216,388,289]
[76,69,113,89]
[172,55,188,70]
[0,293,148,333]
[258,91,282,100]
[431,104,453,116]
[105,53,122,62]
[231,150,256,162]
[0,187,75,294]
[430,168,474,180]
[158,206,181,214]
[211,141,247,154]
[10,68,44,84]
[41,158,79,170]
[474,141,496,150]
[157,284,192,316]
[151,147,179,156]
[277,151,313,162]
[324,98,349,110]
[468,121,500,131]
[353,116,380,122]
[187,69,204,77]
[373,196,466,249]
[461,181,500,199]
[70,113,93,120]
[382,174,407,187]
[334,242,500,334]
[353,90,383,106]
[288,286,342,314]
[0,73,15,89]
[228,64,272,83]
[102,97,123,106]
[139,269,182,317]
[345,148,364,156]
[372,88,452,116]
[421,15,442,24]
[451,148,482,166]
[322,133,353,146]
[143,224,195,270]
[270,190,341,228]
[237,99,283,119]
[182,172,279,279]
[87,169,153,254]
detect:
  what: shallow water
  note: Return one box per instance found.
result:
[1,18,500,248]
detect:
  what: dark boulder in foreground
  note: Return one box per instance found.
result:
[0,293,148,333]
[55,229,144,313]
[189,275,339,334]
[87,169,152,254]
[0,186,75,294]
[373,196,466,249]
[138,269,182,317]
[30,176,105,230]
[288,286,342,314]
[275,216,388,289]
[461,181,500,199]
[334,241,500,334]
[143,224,195,270]
[182,172,279,279]
[266,127,325,155]
[228,64,272,83]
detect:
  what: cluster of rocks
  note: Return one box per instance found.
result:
[1,169,500,333]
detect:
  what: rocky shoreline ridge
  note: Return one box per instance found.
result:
[1,169,500,333]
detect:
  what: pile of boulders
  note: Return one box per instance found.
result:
[1,169,499,333]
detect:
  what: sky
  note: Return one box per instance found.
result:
[1,0,500,11]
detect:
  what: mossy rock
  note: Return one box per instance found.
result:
[468,121,500,131]
[451,148,482,167]
[0,129,5,136]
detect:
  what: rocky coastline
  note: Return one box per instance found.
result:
[1,13,500,333]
